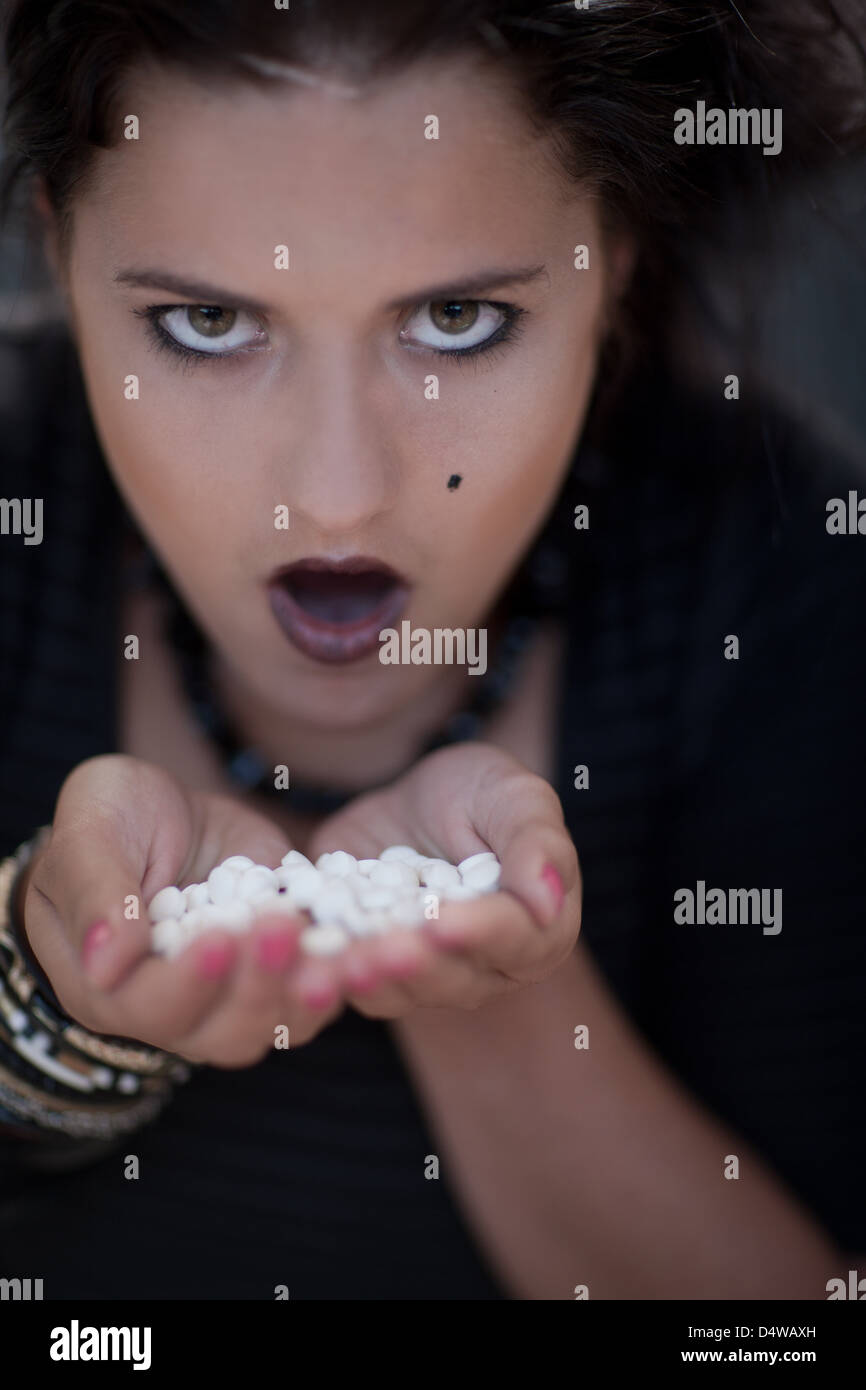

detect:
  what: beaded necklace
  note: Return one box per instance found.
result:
[129,541,567,816]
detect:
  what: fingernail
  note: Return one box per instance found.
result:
[82,920,113,979]
[344,960,378,993]
[256,930,297,972]
[346,972,377,994]
[299,975,337,1009]
[305,987,337,1009]
[197,942,236,980]
[380,950,422,979]
[540,863,564,923]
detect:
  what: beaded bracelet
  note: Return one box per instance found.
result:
[0,830,193,1141]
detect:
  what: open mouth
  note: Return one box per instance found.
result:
[266,556,411,664]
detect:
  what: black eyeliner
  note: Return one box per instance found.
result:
[131,305,246,369]
[131,299,527,366]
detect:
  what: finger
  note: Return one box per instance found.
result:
[286,952,344,1012]
[340,930,503,1015]
[276,963,346,1050]
[470,772,580,929]
[424,892,542,966]
[342,930,433,1017]
[170,913,307,1066]
[82,928,243,1044]
[27,828,164,1001]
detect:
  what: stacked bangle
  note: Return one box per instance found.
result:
[0,829,193,1142]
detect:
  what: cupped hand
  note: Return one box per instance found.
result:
[19,754,343,1067]
[305,741,581,1018]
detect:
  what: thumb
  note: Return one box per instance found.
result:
[25,754,196,995]
[26,821,165,995]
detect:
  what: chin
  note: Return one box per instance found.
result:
[275,661,416,730]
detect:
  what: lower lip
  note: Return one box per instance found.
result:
[266,578,411,664]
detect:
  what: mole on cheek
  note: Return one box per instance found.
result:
[447,474,462,491]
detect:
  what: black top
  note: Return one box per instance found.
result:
[0,323,864,1299]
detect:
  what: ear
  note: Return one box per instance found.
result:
[33,176,64,285]
[606,230,638,302]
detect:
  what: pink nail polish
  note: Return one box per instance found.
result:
[302,982,337,1009]
[540,863,564,922]
[382,953,421,979]
[346,970,378,994]
[82,920,113,976]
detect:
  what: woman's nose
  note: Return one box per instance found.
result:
[280,355,398,535]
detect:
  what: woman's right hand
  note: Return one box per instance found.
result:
[16,754,344,1067]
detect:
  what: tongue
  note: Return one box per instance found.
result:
[283,569,395,624]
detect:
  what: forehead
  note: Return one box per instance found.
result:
[71,54,585,297]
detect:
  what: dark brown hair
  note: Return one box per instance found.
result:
[1,0,864,381]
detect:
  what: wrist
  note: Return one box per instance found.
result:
[0,831,194,1143]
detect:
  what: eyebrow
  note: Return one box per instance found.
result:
[112,263,549,314]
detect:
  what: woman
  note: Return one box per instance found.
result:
[0,0,863,1300]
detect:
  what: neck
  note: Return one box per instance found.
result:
[210,651,489,795]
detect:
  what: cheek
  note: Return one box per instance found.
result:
[75,316,256,575]
[423,326,599,594]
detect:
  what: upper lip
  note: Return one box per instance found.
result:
[269,555,408,585]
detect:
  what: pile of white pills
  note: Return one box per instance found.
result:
[148,846,501,959]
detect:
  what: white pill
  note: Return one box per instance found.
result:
[286,866,325,908]
[439,881,481,901]
[386,895,426,927]
[351,910,391,937]
[355,858,380,875]
[356,885,398,911]
[369,861,419,890]
[420,862,462,891]
[214,901,256,932]
[416,857,443,876]
[379,845,426,865]
[300,922,349,956]
[281,850,312,869]
[315,850,357,877]
[152,919,184,955]
[221,855,256,871]
[338,904,368,932]
[457,852,498,876]
[147,886,185,922]
[235,866,277,900]
[207,864,241,904]
[183,882,210,908]
[249,891,293,919]
[197,903,240,930]
[308,881,353,917]
[340,872,369,898]
[177,919,202,952]
[461,860,501,892]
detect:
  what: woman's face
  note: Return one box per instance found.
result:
[53,53,620,730]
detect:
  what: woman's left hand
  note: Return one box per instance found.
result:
[304,741,581,1017]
